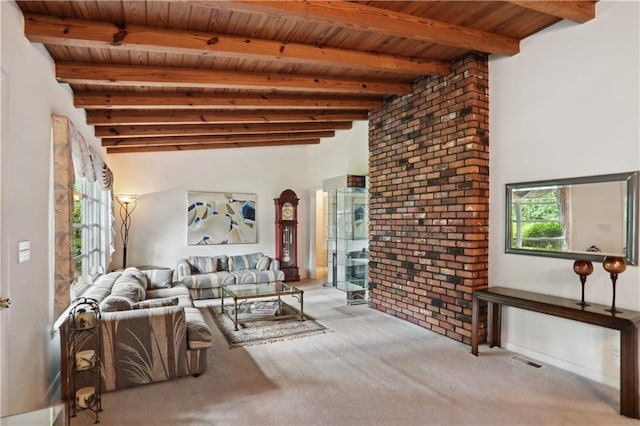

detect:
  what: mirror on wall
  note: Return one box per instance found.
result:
[505,171,638,265]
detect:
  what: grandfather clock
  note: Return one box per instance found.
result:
[274,189,300,282]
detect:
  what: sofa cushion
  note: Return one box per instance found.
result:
[188,256,217,273]
[100,295,134,312]
[143,269,174,290]
[256,255,271,271]
[189,255,229,272]
[132,297,179,310]
[231,269,281,284]
[182,272,235,289]
[111,270,147,303]
[83,272,121,304]
[186,288,220,300]
[228,252,263,271]
[215,255,229,272]
[146,284,193,308]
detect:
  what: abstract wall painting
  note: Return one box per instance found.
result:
[187,191,256,245]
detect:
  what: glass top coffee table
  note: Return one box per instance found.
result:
[220,282,304,330]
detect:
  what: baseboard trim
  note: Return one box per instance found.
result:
[503,341,619,389]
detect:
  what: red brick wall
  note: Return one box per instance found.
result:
[367,54,489,344]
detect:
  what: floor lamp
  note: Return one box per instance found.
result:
[116,195,138,268]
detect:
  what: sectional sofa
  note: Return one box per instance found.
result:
[60,267,213,396]
[175,252,285,299]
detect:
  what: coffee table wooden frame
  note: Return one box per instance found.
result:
[221,282,304,331]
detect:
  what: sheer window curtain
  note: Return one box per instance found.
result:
[556,187,570,251]
[51,115,114,317]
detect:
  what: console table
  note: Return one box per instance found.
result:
[471,286,640,419]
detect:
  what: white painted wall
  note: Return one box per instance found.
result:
[306,121,369,190]
[0,1,104,415]
[489,0,640,387]
[305,121,369,276]
[108,146,310,274]
[107,121,369,278]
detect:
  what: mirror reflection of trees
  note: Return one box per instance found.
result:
[511,189,564,251]
[505,171,638,265]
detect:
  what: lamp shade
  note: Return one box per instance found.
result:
[116,194,138,204]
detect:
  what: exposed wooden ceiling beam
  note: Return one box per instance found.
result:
[86,109,369,125]
[74,91,382,110]
[205,1,520,56]
[96,121,353,138]
[508,1,596,24]
[24,13,450,76]
[102,131,335,147]
[107,139,320,154]
[56,62,412,95]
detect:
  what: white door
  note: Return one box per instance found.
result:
[314,190,328,280]
[0,67,9,417]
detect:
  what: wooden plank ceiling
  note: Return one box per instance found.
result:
[16,0,597,154]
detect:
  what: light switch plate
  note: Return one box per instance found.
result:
[18,240,30,263]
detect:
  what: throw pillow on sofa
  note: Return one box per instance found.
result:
[188,256,217,273]
[132,297,179,310]
[100,295,134,312]
[256,256,271,271]
[228,252,264,271]
[143,269,174,290]
[112,273,147,302]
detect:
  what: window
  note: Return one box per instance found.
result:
[511,189,566,251]
[52,114,114,318]
[71,177,111,297]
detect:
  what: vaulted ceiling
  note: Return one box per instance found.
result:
[16,1,597,154]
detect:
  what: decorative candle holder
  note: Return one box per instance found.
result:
[75,349,97,371]
[572,260,593,307]
[75,386,96,409]
[603,256,626,314]
[69,297,100,330]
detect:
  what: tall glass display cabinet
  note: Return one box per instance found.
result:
[325,176,369,305]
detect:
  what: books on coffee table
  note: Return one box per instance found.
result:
[249,301,279,315]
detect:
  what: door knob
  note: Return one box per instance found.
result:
[0,298,12,309]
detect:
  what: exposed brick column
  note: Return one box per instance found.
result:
[368,53,489,344]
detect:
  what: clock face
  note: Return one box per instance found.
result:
[282,202,294,220]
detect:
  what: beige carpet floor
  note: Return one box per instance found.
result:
[71,280,637,426]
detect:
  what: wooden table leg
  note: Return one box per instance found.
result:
[619,325,639,418]
[471,293,480,356]
[487,302,501,348]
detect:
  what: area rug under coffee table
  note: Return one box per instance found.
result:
[205,305,329,348]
